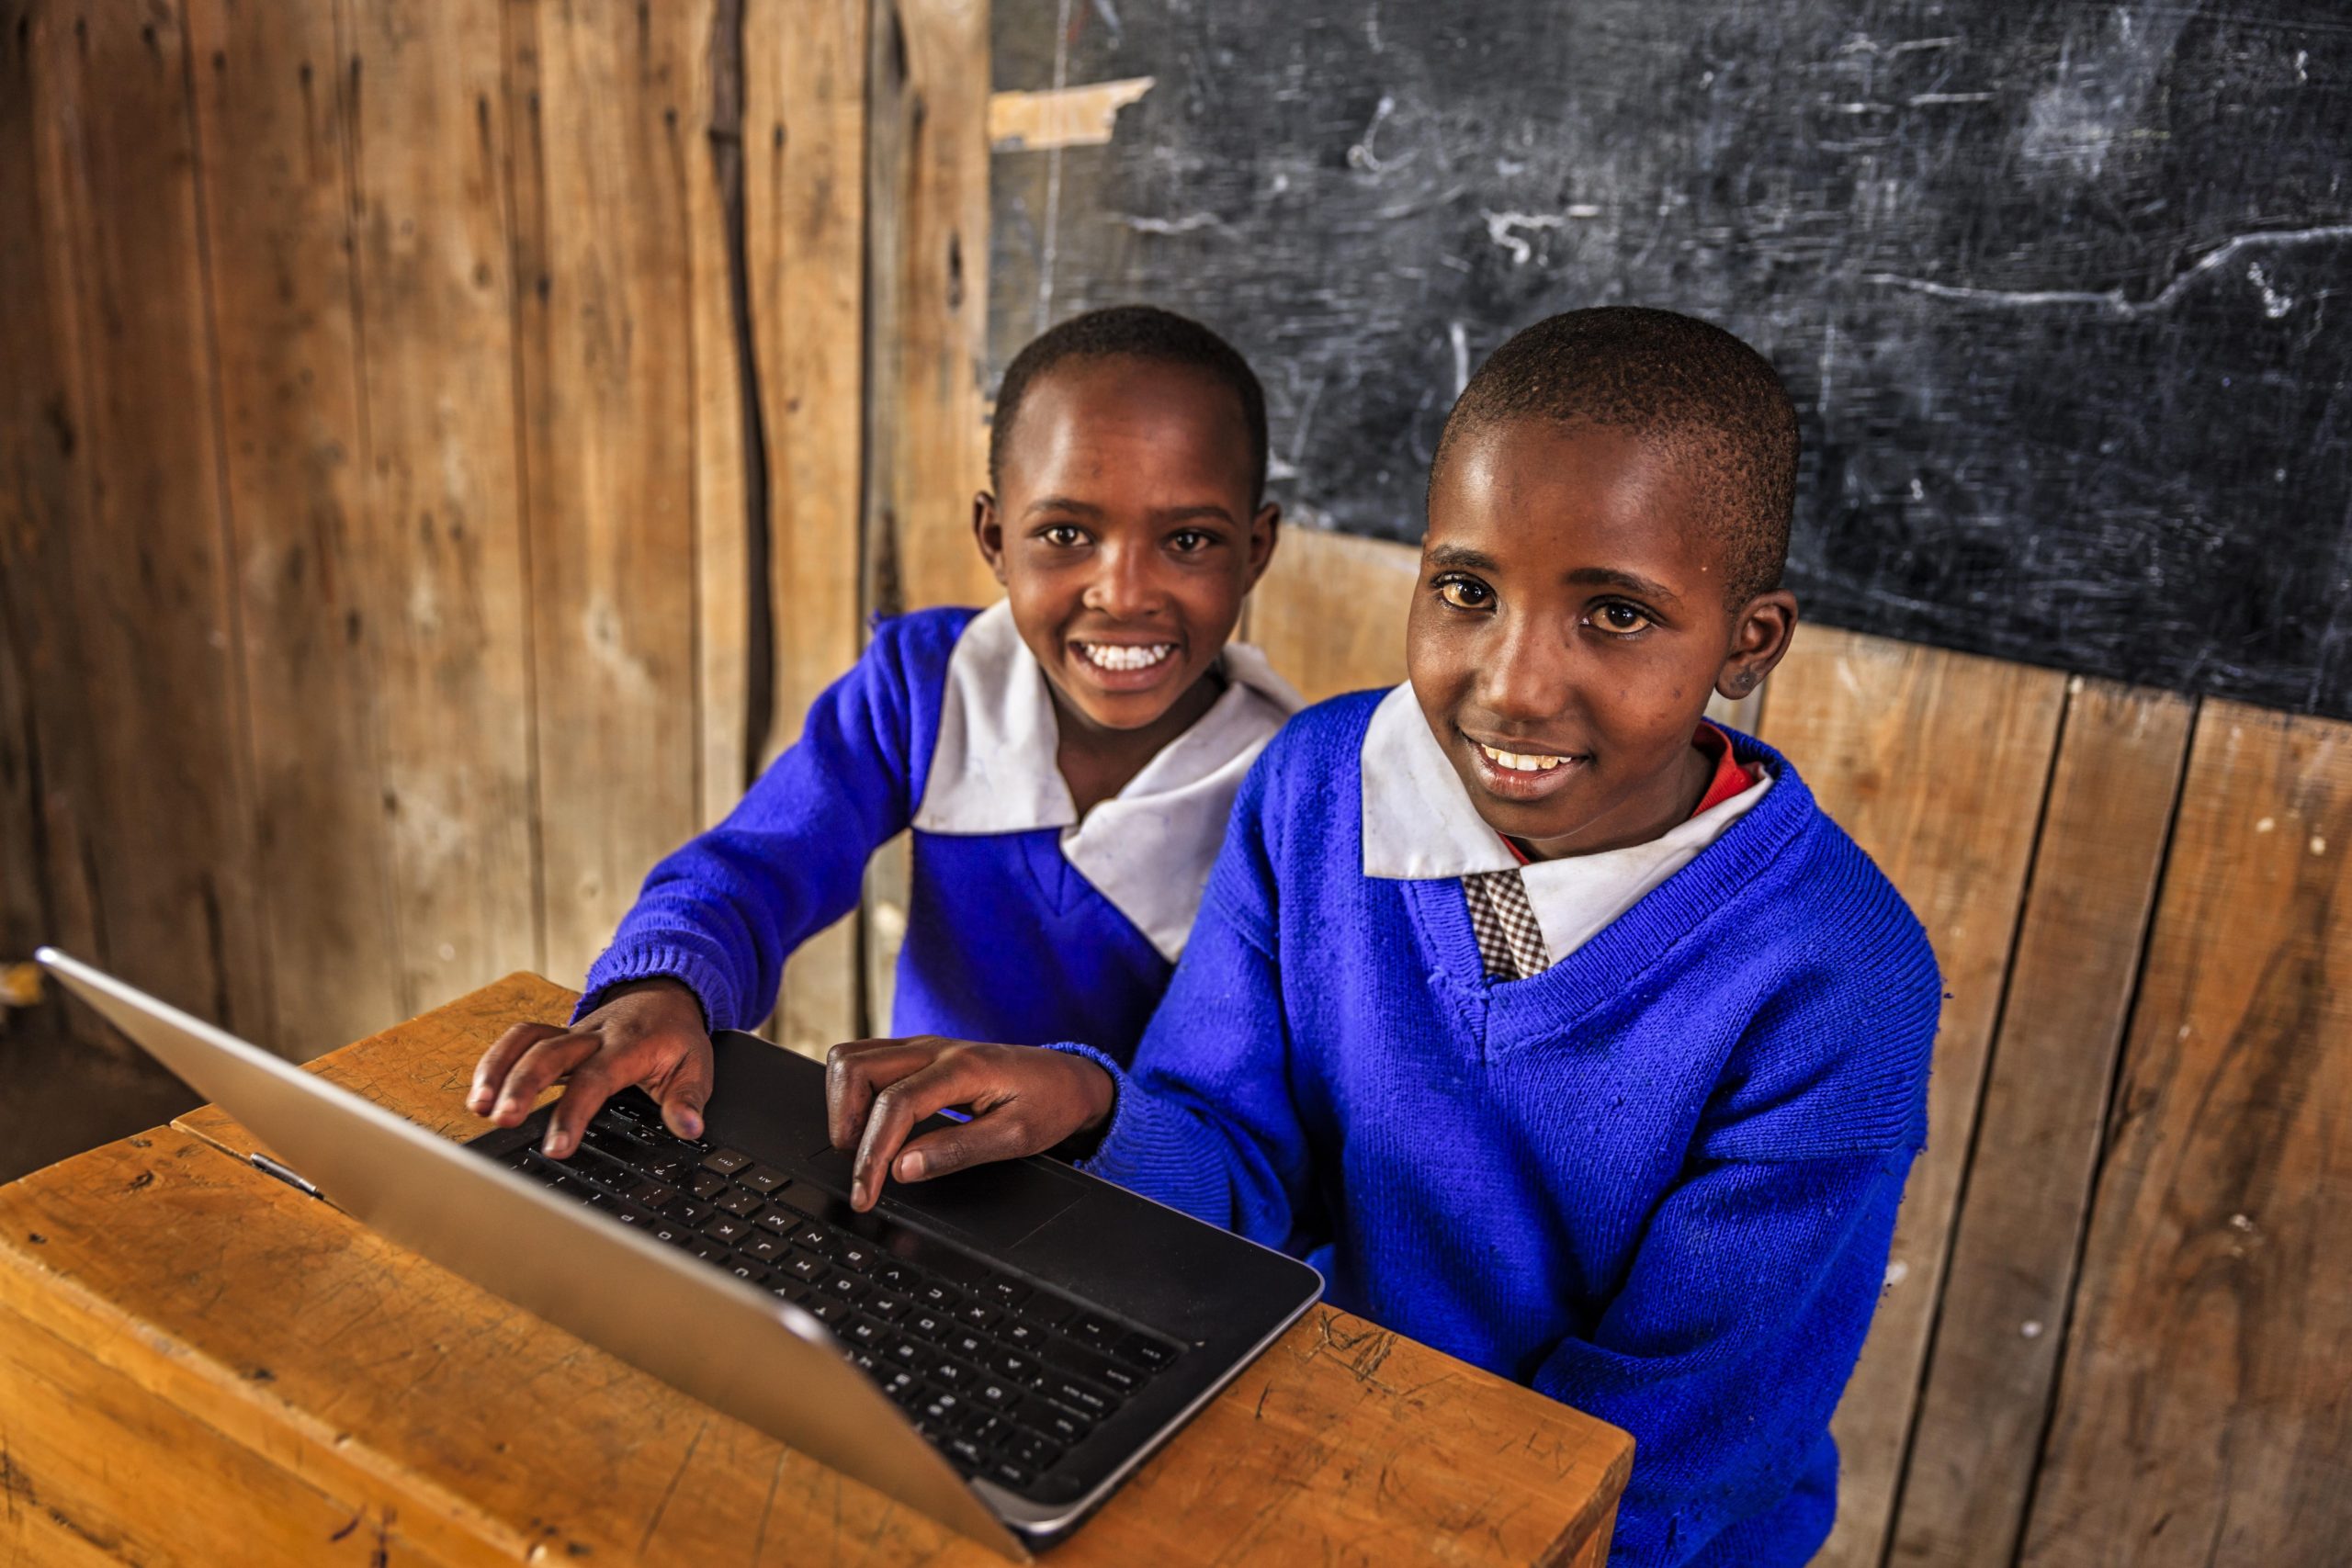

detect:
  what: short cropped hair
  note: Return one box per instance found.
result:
[1434,308,1799,606]
[990,305,1269,502]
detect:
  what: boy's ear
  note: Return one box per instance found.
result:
[1717,589,1799,701]
[1243,502,1282,591]
[972,491,1011,587]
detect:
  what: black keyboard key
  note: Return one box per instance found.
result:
[1021,1292,1080,1329]
[689,1239,730,1264]
[658,1197,715,1225]
[884,1337,931,1371]
[644,1153,695,1183]
[1028,1405,1091,1446]
[872,1262,917,1293]
[1112,1331,1182,1372]
[703,1215,752,1245]
[915,1282,962,1312]
[1044,1376,1116,1419]
[988,1459,1034,1490]
[842,1315,887,1348]
[649,1220,692,1246]
[701,1147,752,1175]
[626,1179,680,1208]
[729,1258,771,1285]
[835,1241,880,1273]
[1004,1320,1048,1351]
[784,1250,827,1282]
[955,1301,1001,1331]
[611,1204,650,1228]
[738,1165,787,1193]
[743,1235,789,1265]
[688,1170,731,1201]
[1069,1311,1122,1348]
[867,1293,910,1322]
[932,1359,971,1388]
[907,1310,953,1342]
[881,1368,922,1404]
[919,1388,964,1425]
[987,1349,1043,1384]
[754,1210,797,1236]
[822,1273,869,1305]
[975,1377,1020,1409]
[1010,1432,1061,1470]
[714,1189,765,1219]
[945,1329,989,1363]
[945,1436,988,1471]
[1093,1360,1143,1396]
[805,1296,851,1325]
[791,1223,837,1256]
[986,1279,1033,1311]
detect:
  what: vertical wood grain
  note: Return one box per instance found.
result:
[1757,626,2066,1568]
[183,0,403,1055]
[866,0,996,617]
[748,0,871,1050]
[2018,703,2352,1565]
[507,0,708,987]
[16,0,273,1040]
[693,1,752,833]
[1888,680,2193,1567]
[342,0,542,1018]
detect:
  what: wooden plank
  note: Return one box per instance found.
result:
[182,0,404,1058]
[1755,626,2067,1568]
[1246,528,1416,704]
[746,0,871,1050]
[507,0,708,987]
[0,3,68,986]
[343,0,542,1019]
[866,0,997,616]
[1888,680,2193,1567]
[17,0,273,1043]
[693,0,754,830]
[129,975,1631,1565]
[2018,703,2352,1565]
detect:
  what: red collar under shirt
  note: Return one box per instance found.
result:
[1501,722,1758,865]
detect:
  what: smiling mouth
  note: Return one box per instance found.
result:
[1072,641,1177,672]
[1475,740,1576,773]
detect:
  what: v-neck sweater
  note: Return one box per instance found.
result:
[1048,689,1941,1567]
[579,607,1286,1062]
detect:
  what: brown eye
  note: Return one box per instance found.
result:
[1039,525,1087,547]
[1593,602,1654,635]
[1436,577,1494,611]
[1169,529,1214,553]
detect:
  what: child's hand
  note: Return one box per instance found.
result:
[467,978,714,1157]
[826,1038,1115,1211]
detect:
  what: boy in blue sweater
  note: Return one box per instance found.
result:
[469,306,1300,1160]
[828,309,1941,1566]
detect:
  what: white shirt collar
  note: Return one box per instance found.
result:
[913,600,1303,960]
[1359,682,1772,968]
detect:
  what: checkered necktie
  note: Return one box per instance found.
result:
[1462,870,1551,981]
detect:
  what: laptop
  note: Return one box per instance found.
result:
[36,949,1323,1559]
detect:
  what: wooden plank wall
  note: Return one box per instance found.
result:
[5,5,2345,1562]
[0,0,877,1057]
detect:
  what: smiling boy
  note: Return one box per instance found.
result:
[828,309,1941,1566]
[470,305,1298,1160]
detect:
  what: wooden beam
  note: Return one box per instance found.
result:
[2019,701,2352,1562]
[1244,529,1416,704]
[182,0,405,1055]
[1757,626,2067,1568]
[12,0,274,1043]
[1888,679,2193,1566]
[505,0,709,988]
[747,0,872,1053]
[341,0,543,1021]
[866,0,997,618]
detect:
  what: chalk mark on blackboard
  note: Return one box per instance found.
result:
[1863,224,2352,318]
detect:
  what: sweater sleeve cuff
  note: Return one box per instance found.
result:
[1035,1041,1189,1193]
[576,943,734,1032]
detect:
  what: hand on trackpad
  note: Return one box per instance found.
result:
[803,1142,1086,1252]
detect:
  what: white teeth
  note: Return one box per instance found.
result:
[1478,741,1570,773]
[1076,642,1175,672]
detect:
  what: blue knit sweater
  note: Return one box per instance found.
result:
[1049,692,1940,1567]
[580,607,1172,1057]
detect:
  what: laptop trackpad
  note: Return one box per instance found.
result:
[801,1143,1087,1253]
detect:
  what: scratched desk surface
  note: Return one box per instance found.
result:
[0,974,1630,1565]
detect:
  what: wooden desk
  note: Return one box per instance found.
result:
[0,976,1630,1565]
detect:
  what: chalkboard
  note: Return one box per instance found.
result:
[989,2,2352,717]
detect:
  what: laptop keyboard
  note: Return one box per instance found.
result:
[492,1089,1183,1497]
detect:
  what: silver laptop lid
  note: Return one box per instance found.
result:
[35,947,1028,1562]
